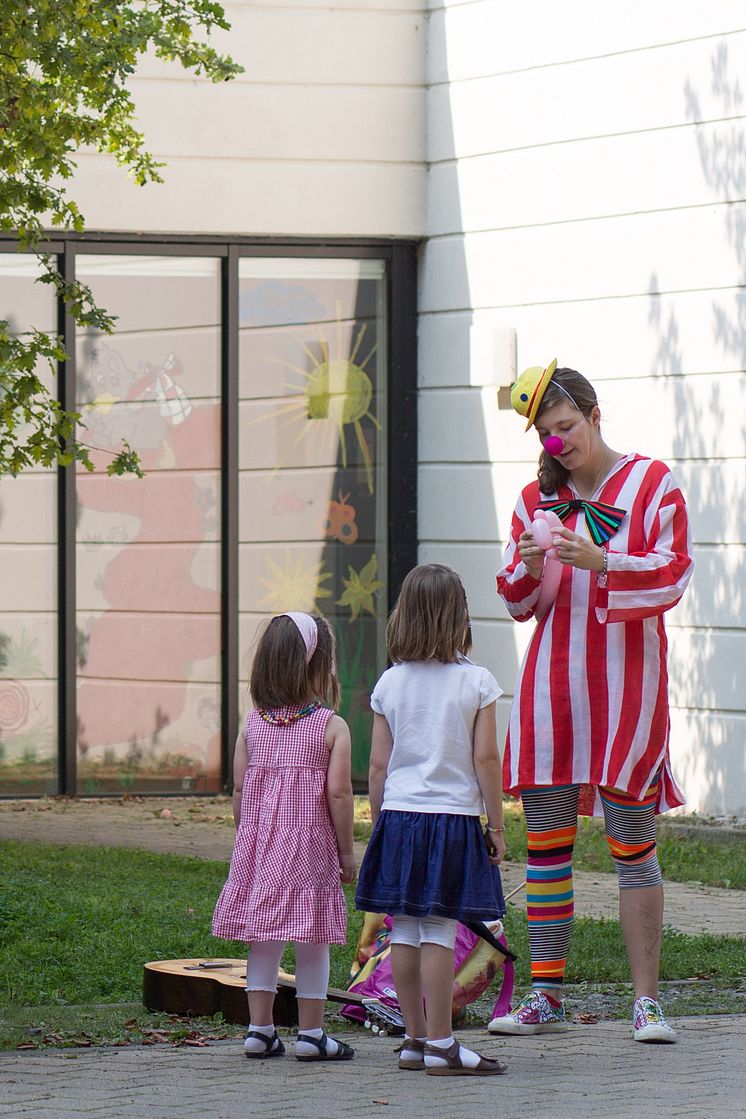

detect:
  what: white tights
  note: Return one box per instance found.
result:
[389,914,457,950]
[244,941,338,1056]
[245,940,330,1001]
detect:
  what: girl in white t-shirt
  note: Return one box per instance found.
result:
[356,563,508,1077]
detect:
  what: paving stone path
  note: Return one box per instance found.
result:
[0,1017,743,1119]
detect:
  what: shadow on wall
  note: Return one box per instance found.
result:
[647,42,746,815]
[424,10,521,735]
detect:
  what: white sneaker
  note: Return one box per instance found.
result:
[488,991,567,1035]
[632,996,676,1043]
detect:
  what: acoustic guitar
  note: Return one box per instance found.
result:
[143,958,404,1034]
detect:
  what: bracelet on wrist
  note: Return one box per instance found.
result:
[486,824,505,834]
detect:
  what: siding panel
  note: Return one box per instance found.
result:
[421,205,746,311]
[428,121,745,236]
[131,82,425,163]
[670,709,746,816]
[72,153,425,236]
[427,1,746,83]
[428,31,746,161]
[420,289,746,389]
[142,6,426,86]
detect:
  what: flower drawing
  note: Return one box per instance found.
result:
[337,555,383,621]
[257,551,333,613]
[0,631,44,680]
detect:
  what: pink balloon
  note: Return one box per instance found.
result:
[530,508,563,619]
[531,517,553,550]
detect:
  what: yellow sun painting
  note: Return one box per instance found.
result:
[253,303,382,493]
[257,551,333,613]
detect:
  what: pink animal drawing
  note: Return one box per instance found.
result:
[75,348,220,765]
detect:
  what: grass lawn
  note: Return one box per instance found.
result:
[1,837,744,1049]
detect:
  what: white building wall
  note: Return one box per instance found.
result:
[54,0,746,813]
[70,0,427,237]
[420,0,746,816]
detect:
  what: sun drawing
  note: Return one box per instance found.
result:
[257,551,333,613]
[256,303,382,493]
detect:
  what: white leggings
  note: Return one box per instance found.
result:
[389,915,457,950]
[245,941,330,1001]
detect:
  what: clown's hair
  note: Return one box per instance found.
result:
[536,368,599,495]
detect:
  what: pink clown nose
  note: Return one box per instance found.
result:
[544,435,564,456]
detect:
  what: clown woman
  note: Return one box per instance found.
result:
[489,361,694,1045]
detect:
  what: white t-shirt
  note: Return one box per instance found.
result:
[370,658,503,816]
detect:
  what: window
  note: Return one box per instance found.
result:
[74,256,222,794]
[0,237,416,796]
[0,256,58,794]
[238,258,387,784]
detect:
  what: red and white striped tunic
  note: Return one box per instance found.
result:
[496,455,693,816]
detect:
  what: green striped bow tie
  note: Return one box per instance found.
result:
[536,499,627,546]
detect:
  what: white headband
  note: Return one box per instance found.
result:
[551,380,582,412]
[280,612,318,663]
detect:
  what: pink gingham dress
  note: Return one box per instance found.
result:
[211,704,347,944]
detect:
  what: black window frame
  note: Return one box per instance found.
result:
[0,233,418,796]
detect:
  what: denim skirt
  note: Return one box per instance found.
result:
[355,809,505,922]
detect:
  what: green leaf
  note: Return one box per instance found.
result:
[106,443,145,480]
[0,0,242,478]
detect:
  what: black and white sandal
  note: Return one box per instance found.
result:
[244,1030,285,1059]
[295,1032,354,1062]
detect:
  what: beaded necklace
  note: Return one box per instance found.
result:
[258,700,320,726]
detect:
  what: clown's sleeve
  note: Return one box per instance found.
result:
[496,492,542,622]
[595,467,694,624]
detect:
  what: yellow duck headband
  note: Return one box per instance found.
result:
[509,358,559,431]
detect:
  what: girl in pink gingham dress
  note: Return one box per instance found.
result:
[212,612,355,1063]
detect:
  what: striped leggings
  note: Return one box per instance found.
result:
[522,782,662,992]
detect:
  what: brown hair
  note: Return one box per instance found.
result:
[249,614,340,710]
[535,367,599,495]
[387,563,472,664]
